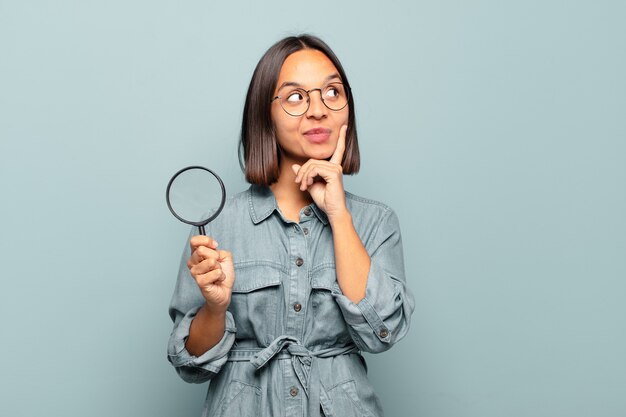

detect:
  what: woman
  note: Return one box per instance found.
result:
[167,34,415,417]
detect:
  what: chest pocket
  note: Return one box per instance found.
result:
[229,264,282,345]
[308,267,351,348]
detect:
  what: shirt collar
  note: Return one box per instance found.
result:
[309,203,329,225]
[248,184,329,226]
[248,184,277,224]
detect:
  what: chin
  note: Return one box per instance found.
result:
[306,150,333,161]
[305,144,334,159]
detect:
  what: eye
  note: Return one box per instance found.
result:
[286,91,305,103]
[324,85,342,99]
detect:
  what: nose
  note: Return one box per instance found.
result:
[305,89,327,119]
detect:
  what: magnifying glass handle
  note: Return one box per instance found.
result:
[198,225,206,236]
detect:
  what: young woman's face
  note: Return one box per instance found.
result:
[271,49,349,167]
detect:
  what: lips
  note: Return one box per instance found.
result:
[303,127,331,143]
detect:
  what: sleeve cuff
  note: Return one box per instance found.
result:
[332,261,400,343]
[167,306,237,373]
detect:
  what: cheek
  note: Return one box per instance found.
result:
[330,112,349,133]
[271,110,298,135]
[335,108,349,125]
[271,118,299,151]
[341,108,350,124]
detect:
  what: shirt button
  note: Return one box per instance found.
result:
[295,257,304,267]
[379,328,389,338]
[290,386,299,397]
[293,302,302,312]
[303,227,309,235]
[303,207,312,216]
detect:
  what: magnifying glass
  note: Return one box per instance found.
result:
[165,166,226,235]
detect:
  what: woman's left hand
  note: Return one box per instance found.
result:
[291,124,349,222]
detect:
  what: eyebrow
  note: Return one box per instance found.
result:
[276,73,342,91]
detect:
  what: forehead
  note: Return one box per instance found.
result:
[276,49,340,87]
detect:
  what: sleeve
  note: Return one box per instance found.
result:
[332,208,415,353]
[166,230,237,383]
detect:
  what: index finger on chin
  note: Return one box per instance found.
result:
[329,124,347,165]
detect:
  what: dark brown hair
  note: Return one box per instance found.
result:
[239,34,360,185]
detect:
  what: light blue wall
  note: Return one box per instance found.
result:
[1,1,625,416]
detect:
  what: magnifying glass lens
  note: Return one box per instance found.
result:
[166,166,226,234]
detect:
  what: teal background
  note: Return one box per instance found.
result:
[1,1,625,416]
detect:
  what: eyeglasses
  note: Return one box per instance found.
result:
[271,82,350,116]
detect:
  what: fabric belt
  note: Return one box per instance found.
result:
[227,335,359,417]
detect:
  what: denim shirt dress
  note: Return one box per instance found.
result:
[167,184,415,417]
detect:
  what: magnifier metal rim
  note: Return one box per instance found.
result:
[165,165,226,227]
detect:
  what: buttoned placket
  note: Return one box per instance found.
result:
[283,205,314,416]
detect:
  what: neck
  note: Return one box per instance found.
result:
[270,157,313,210]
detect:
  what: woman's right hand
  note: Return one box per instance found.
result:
[187,236,235,314]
